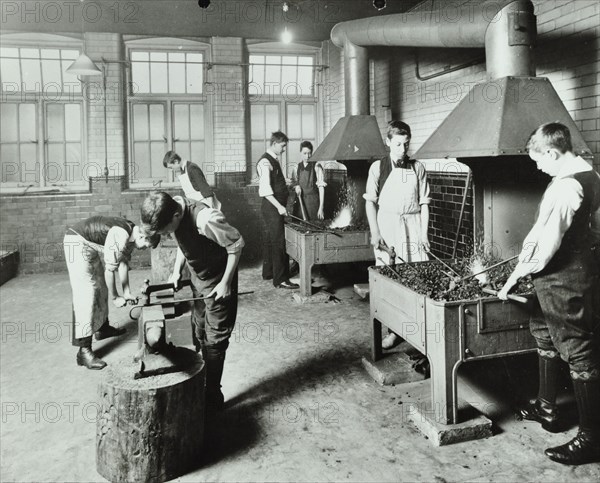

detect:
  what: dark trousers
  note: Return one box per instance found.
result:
[189,266,238,351]
[531,253,600,377]
[261,198,290,286]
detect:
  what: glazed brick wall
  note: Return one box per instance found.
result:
[321,0,598,257]
[0,169,352,274]
[210,37,247,183]
[387,0,599,170]
[428,172,473,259]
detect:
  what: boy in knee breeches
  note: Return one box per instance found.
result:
[141,191,244,411]
[499,122,600,465]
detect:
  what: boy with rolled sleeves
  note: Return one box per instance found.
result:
[64,216,159,370]
[499,122,600,465]
[141,191,244,410]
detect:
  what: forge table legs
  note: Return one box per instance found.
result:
[370,316,459,425]
[299,261,314,296]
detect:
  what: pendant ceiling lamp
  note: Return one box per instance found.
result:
[65,0,102,77]
[66,52,102,76]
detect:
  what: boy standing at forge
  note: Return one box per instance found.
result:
[499,122,600,465]
[256,131,298,289]
[163,151,221,210]
[364,120,431,350]
[64,216,159,370]
[141,191,244,410]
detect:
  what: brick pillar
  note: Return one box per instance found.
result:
[85,33,127,182]
[209,37,247,185]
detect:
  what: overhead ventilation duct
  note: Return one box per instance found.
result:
[315,0,591,162]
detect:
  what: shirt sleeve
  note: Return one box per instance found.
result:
[196,209,245,255]
[257,158,274,198]
[103,226,132,271]
[363,161,381,203]
[416,162,431,205]
[315,163,327,188]
[512,178,583,279]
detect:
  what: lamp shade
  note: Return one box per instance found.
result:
[66,53,102,76]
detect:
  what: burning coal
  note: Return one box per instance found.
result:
[330,206,352,229]
[330,179,362,229]
[469,258,489,286]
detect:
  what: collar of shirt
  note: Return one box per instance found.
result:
[555,155,593,179]
[267,148,278,160]
[180,160,190,174]
[391,157,408,169]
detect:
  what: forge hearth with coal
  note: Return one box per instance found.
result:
[285,113,385,296]
[325,0,594,440]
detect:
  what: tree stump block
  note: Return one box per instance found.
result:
[96,349,205,482]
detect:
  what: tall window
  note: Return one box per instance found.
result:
[248,49,318,179]
[0,38,84,191]
[127,42,210,187]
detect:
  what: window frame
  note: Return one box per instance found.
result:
[247,42,322,181]
[124,38,212,189]
[0,33,89,194]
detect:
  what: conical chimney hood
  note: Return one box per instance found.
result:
[311,115,387,162]
[414,76,592,159]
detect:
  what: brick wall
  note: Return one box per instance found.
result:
[321,0,598,257]
[387,0,599,170]
[0,173,267,274]
[428,172,473,259]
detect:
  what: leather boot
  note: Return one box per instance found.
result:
[77,347,107,370]
[545,378,600,465]
[519,354,561,432]
[203,345,226,411]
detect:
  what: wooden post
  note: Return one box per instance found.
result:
[96,350,205,482]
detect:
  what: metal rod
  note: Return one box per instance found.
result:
[145,290,254,307]
[482,287,528,304]
[427,250,461,278]
[129,291,254,319]
[297,195,308,221]
[459,255,519,282]
[452,170,472,259]
[287,214,342,237]
[377,257,401,277]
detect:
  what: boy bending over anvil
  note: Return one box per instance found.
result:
[64,216,159,370]
[141,192,244,411]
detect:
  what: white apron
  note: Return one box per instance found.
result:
[374,166,429,266]
[63,234,109,340]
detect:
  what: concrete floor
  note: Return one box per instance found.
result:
[1,266,599,482]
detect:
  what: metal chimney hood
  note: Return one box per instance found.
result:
[414,76,593,159]
[310,115,387,162]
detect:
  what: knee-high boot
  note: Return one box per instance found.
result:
[545,378,600,465]
[203,344,226,411]
[519,353,561,432]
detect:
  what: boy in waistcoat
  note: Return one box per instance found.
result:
[257,131,298,289]
[141,191,244,411]
[499,122,600,465]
